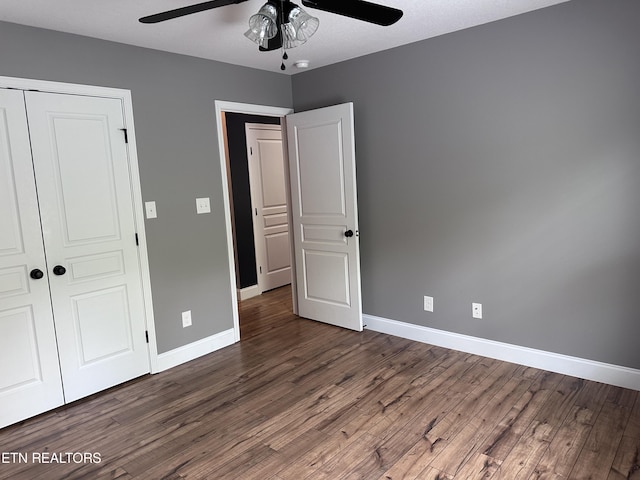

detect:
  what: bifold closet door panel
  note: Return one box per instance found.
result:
[0,89,64,429]
[24,91,150,403]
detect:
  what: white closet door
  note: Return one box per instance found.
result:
[0,89,64,429]
[25,92,150,402]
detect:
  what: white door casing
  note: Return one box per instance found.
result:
[215,101,294,343]
[286,103,363,331]
[246,123,291,293]
[25,91,150,403]
[0,89,65,429]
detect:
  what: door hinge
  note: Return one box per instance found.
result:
[255,208,258,216]
[145,330,149,343]
[135,233,139,246]
[120,128,129,144]
[259,266,262,274]
[250,146,253,155]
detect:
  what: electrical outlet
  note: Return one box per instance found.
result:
[182,310,192,328]
[196,197,211,214]
[423,295,434,312]
[472,302,482,319]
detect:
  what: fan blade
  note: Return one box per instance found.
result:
[302,0,402,26]
[139,0,248,24]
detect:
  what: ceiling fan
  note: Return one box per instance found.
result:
[140,0,403,69]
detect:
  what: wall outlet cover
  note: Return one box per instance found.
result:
[182,310,192,328]
[472,302,482,319]
[423,295,434,312]
[196,197,211,214]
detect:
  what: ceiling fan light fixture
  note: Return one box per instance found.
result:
[245,2,278,45]
[245,1,319,51]
[288,6,319,42]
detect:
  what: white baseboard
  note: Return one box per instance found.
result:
[238,285,261,301]
[155,328,236,372]
[363,314,640,392]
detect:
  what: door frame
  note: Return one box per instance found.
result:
[245,122,290,296]
[214,101,295,342]
[0,75,159,372]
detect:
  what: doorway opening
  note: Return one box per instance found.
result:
[227,116,292,299]
[215,101,296,342]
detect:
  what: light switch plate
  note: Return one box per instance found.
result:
[196,197,211,214]
[145,201,157,219]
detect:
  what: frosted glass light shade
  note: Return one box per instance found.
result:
[288,6,319,42]
[244,2,278,47]
[281,23,302,49]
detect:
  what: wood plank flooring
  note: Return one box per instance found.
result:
[0,285,638,479]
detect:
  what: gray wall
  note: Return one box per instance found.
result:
[292,0,640,369]
[0,21,292,354]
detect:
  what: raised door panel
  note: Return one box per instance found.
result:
[25,91,149,402]
[258,139,287,210]
[295,120,347,217]
[302,250,351,306]
[45,115,121,245]
[0,89,64,429]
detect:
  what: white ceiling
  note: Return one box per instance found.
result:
[0,0,570,75]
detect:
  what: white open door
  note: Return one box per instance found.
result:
[286,103,362,331]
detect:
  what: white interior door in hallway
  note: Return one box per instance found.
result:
[246,123,291,293]
[0,87,150,428]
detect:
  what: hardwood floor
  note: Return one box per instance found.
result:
[1,285,639,479]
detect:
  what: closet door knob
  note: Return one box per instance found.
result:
[53,265,67,276]
[345,229,354,238]
[30,268,44,280]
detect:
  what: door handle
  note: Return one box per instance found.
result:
[30,268,44,280]
[345,230,354,238]
[53,265,67,276]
